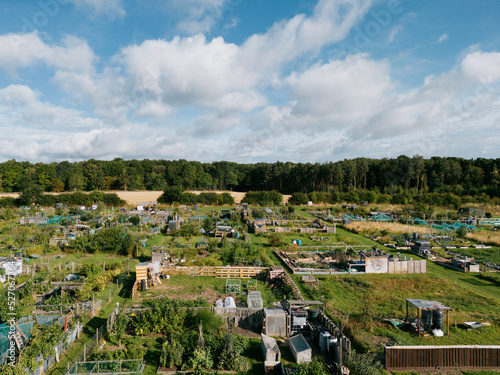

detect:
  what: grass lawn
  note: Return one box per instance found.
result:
[293,246,500,356]
[451,246,500,265]
[135,274,284,308]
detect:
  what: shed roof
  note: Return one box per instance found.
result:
[287,300,323,306]
[406,299,452,311]
[288,334,311,353]
[263,308,286,316]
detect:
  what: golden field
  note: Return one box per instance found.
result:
[345,221,434,235]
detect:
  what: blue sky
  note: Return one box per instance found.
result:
[0,0,500,163]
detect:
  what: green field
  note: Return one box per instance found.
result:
[294,246,500,355]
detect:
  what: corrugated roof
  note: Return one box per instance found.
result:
[406,299,452,311]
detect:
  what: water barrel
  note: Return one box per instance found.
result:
[433,310,444,330]
[297,239,302,246]
[319,331,331,355]
[328,337,340,364]
[141,279,146,292]
[308,308,320,321]
[421,309,433,330]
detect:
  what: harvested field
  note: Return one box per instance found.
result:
[111,190,163,205]
[0,192,19,199]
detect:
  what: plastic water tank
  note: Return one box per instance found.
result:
[328,337,340,364]
[215,299,224,308]
[319,331,331,355]
[421,310,433,331]
[433,310,444,330]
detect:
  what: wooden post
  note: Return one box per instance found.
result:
[417,308,421,337]
[83,343,86,362]
[406,300,409,322]
[447,310,450,336]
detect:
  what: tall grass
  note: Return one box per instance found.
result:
[345,221,433,236]
[467,230,500,246]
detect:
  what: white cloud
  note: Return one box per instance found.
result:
[172,0,226,34]
[2,1,499,163]
[0,84,98,129]
[235,48,500,161]
[388,25,403,43]
[283,54,393,130]
[240,0,372,73]
[118,35,258,118]
[52,68,129,122]
[436,33,448,43]
[68,0,125,18]
[0,33,95,76]
[461,50,500,83]
[112,0,372,121]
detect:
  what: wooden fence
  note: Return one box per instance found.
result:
[385,345,500,370]
[160,266,267,278]
[387,260,427,274]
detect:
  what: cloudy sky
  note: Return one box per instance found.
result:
[1,0,500,163]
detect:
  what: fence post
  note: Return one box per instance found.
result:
[83,343,86,362]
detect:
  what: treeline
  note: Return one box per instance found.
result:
[0,191,124,208]
[0,156,499,198]
[289,190,475,209]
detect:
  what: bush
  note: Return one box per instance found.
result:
[242,191,282,205]
[129,216,141,225]
[345,349,382,375]
[268,233,286,247]
[289,192,308,205]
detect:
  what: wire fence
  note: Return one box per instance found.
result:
[26,324,83,375]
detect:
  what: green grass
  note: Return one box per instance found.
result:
[294,246,500,354]
[450,246,500,265]
[245,338,266,375]
[138,274,284,308]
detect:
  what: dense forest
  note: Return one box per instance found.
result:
[0,156,499,199]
